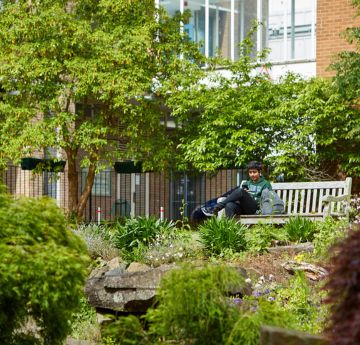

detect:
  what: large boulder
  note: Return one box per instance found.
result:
[85,261,175,313]
[85,260,251,314]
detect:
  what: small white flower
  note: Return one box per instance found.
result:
[245,278,252,284]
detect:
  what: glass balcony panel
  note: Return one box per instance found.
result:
[267,0,285,61]
[267,0,315,62]
[288,0,313,60]
[184,0,206,55]
[159,0,181,16]
[234,0,258,60]
[209,0,231,59]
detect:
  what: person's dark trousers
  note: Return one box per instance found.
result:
[215,188,258,217]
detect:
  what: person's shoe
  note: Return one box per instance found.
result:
[201,206,216,217]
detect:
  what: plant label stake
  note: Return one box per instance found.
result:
[160,206,164,221]
[97,207,101,225]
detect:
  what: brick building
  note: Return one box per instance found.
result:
[317,0,360,77]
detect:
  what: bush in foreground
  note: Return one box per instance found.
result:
[0,189,89,345]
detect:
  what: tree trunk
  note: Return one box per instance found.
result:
[66,148,79,216]
[77,164,96,218]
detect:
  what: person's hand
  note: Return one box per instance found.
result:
[212,206,222,215]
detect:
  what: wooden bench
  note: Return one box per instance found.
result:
[218,177,352,225]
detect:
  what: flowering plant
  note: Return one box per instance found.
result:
[349,195,360,224]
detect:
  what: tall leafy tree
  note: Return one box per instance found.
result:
[0,0,205,217]
[163,29,359,180]
[329,0,360,176]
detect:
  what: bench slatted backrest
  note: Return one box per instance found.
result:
[270,178,352,215]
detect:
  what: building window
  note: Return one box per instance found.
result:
[159,0,316,63]
[264,0,316,61]
[82,169,112,197]
[170,172,206,219]
[209,0,232,59]
[184,0,206,55]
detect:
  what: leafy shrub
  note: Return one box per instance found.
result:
[145,263,245,345]
[245,224,289,252]
[283,216,317,242]
[0,190,89,345]
[324,225,360,345]
[114,217,178,261]
[312,217,348,259]
[198,217,248,256]
[74,223,119,261]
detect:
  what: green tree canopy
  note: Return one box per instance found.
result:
[0,0,206,217]
[163,31,360,180]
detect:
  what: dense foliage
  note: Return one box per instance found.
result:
[0,188,89,345]
[324,225,360,345]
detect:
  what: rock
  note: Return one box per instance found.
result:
[126,262,151,273]
[281,261,328,281]
[85,262,252,314]
[260,325,328,345]
[107,257,121,270]
[85,263,176,313]
[267,242,314,254]
[89,262,127,279]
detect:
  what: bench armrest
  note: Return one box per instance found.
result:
[321,194,351,219]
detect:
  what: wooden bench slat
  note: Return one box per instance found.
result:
[311,189,318,213]
[306,189,311,213]
[287,189,293,214]
[300,189,306,214]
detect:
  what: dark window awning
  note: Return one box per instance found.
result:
[114,161,143,174]
[21,158,66,172]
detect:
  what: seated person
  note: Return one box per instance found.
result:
[211,161,272,218]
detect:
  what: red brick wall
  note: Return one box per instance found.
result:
[317,0,360,77]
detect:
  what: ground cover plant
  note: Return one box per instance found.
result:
[74,223,119,261]
[0,187,90,345]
